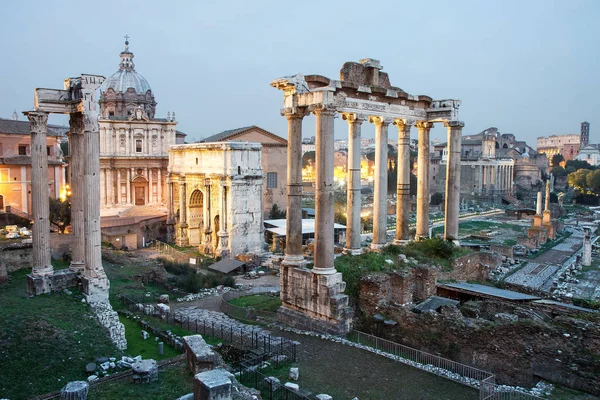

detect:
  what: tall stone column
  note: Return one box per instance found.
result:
[478,165,483,194]
[69,113,85,273]
[116,169,121,204]
[394,118,412,244]
[203,178,213,254]
[444,121,464,243]
[177,176,189,247]
[106,168,114,207]
[370,116,389,250]
[216,182,229,258]
[126,169,131,204]
[415,121,433,240]
[343,113,364,254]
[313,106,336,274]
[25,111,53,279]
[166,175,175,242]
[100,169,106,207]
[158,168,163,205]
[81,78,110,304]
[148,168,153,204]
[283,108,307,266]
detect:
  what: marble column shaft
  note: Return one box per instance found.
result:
[26,112,53,277]
[69,113,85,272]
[394,119,412,242]
[416,121,433,239]
[284,110,305,265]
[344,113,363,252]
[444,121,464,242]
[371,117,389,248]
[177,177,189,246]
[313,107,336,274]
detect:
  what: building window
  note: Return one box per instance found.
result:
[47,146,51,156]
[136,139,143,153]
[266,172,277,188]
[18,145,26,155]
[109,111,114,117]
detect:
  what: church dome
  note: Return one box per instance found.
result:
[100,39,151,94]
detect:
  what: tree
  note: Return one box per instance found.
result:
[302,151,315,168]
[49,197,71,234]
[551,166,567,178]
[551,154,565,167]
[586,169,600,194]
[568,169,591,190]
[268,204,286,219]
[566,159,594,171]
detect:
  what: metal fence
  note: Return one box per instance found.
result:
[153,240,195,265]
[349,330,543,400]
[220,286,279,324]
[119,294,296,362]
[237,354,311,400]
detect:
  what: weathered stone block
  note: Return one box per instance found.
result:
[27,269,79,296]
[60,381,88,400]
[131,359,158,383]
[193,369,232,400]
[183,335,221,374]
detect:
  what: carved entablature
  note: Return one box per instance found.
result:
[426,99,461,122]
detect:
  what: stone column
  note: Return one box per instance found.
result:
[216,182,229,258]
[536,191,543,215]
[313,105,336,274]
[343,113,364,254]
[583,227,592,267]
[116,169,122,204]
[25,111,53,279]
[166,175,175,242]
[370,116,389,250]
[157,168,162,205]
[148,168,153,205]
[177,176,189,247]
[69,113,85,273]
[126,169,131,204]
[415,121,433,240]
[100,168,106,207]
[478,164,483,194]
[81,77,110,304]
[444,121,464,243]
[106,168,113,207]
[283,108,306,266]
[394,118,413,244]
[203,179,213,254]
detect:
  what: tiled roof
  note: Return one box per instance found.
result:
[0,118,68,137]
[199,125,286,144]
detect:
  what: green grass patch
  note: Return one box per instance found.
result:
[119,316,180,360]
[228,294,282,312]
[89,362,193,399]
[503,239,517,246]
[0,269,119,399]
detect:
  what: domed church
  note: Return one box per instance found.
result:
[98,38,185,215]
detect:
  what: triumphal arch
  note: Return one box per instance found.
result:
[272,59,463,334]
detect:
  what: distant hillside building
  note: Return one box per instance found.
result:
[199,126,287,216]
[581,121,590,147]
[0,116,67,215]
[575,144,600,166]
[536,134,581,161]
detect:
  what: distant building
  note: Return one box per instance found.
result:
[0,117,67,215]
[536,134,581,161]
[581,121,590,147]
[199,125,287,215]
[575,145,600,166]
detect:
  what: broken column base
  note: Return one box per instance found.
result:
[343,247,364,256]
[27,269,79,296]
[278,266,352,335]
[194,369,233,400]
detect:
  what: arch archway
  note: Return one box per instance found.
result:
[188,190,204,245]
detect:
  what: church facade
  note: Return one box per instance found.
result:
[98,40,185,213]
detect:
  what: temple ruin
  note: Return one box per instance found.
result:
[25,74,126,349]
[271,59,464,334]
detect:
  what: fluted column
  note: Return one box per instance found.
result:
[106,168,114,207]
[69,113,85,273]
[416,121,433,240]
[216,181,229,257]
[444,121,464,243]
[148,168,153,204]
[126,169,131,204]
[203,179,213,254]
[81,76,110,304]
[176,176,189,246]
[157,168,162,205]
[394,118,413,243]
[116,169,122,204]
[166,174,175,242]
[313,106,336,274]
[370,116,389,250]
[343,113,364,254]
[25,111,53,279]
[283,108,307,266]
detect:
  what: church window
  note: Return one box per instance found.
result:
[266,172,277,188]
[136,140,143,153]
[18,145,26,155]
[109,111,114,117]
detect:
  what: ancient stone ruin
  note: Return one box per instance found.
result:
[25,75,126,350]
[271,59,464,334]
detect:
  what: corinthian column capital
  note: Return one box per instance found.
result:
[24,111,48,134]
[369,115,391,126]
[282,107,309,119]
[342,113,366,124]
[310,103,337,116]
[69,112,84,134]
[394,118,415,133]
[415,121,434,130]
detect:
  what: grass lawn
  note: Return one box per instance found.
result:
[89,361,193,399]
[119,315,180,361]
[0,269,119,399]
[228,294,282,312]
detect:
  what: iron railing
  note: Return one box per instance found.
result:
[153,240,195,265]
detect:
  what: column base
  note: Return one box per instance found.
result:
[82,276,110,304]
[393,239,410,246]
[31,265,54,278]
[312,266,337,275]
[27,269,79,296]
[69,261,85,273]
[414,234,430,241]
[343,247,363,256]
[370,243,386,252]
[282,254,305,268]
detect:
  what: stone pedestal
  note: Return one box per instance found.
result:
[278,265,352,334]
[27,269,79,296]
[183,335,221,374]
[193,369,232,400]
[176,223,190,247]
[60,381,89,400]
[132,359,158,384]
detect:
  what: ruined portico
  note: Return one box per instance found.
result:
[272,59,463,334]
[26,75,126,350]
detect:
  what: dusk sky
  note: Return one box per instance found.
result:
[1,0,598,145]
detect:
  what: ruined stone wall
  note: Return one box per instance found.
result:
[357,293,600,395]
[360,267,438,307]
[0,243,32,273]
[441,252,501,282]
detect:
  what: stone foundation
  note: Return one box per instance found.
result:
[183,335,222,374]
[278,265,352,335]
[82,276,110,304]
[26,269,79,296]
[89,301,127,350]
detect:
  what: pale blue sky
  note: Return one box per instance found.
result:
[1,0,598,145]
